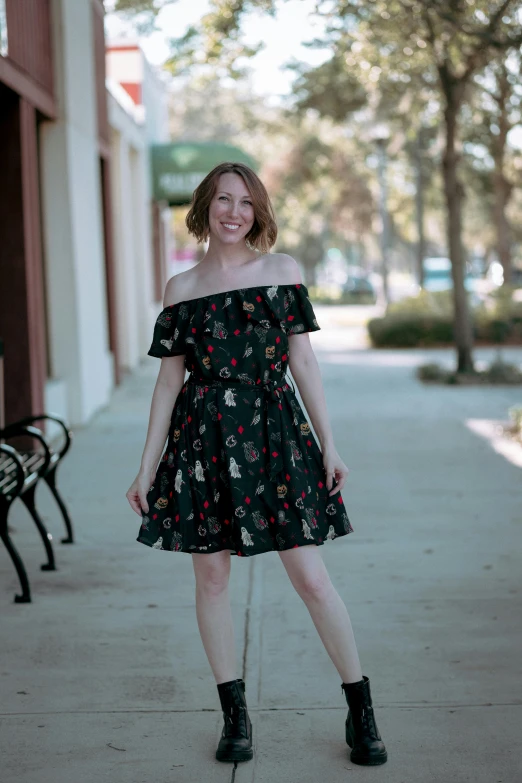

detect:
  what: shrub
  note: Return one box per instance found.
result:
[368,288,522,347]
[368,314,454,347]
[416,363,447,382]
[508,405,522,441]
[417,360,522,385]
[486,360,522,384]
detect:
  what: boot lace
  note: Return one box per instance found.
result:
[223,705,248,738]
[360,706,380,742]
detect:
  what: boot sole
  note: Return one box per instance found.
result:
[346,727,387,765]
[350,750,388,766]
[216,749,254,762]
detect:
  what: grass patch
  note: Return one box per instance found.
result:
[503,405,522,445]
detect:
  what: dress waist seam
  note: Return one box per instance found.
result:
[186,375,294,392]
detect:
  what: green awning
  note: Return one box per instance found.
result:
[151,142,258,206]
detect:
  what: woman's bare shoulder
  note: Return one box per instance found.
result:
[264,252,303,285]
[162,252,303,306]
[163,269,201,307]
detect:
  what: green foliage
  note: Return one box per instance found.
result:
[417,362,446,381]
[368,314,455,347]
[110,0,170,33]
[386,290,454,316]
[487,285,522,320]
[369,314,522,347]
[291,54,368,122]
[164,0,274,78]
[487,359,522,383]
[165,73,376,275]
[113,0,162,11]
[110,0,522,295]
[509,405,522,438]
[368,287,522,346]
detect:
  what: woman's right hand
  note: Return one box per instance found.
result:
[126,469,155,516]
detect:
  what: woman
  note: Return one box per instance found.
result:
[126,162,387,767]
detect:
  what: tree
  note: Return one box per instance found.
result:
[465,53,522,283]
[158,0,522,369]
[298,1,522,371]
[109,0,171,35]
[291,30,440,289]
[111,0,522,369]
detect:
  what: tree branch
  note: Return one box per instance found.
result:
[461,0,517,80]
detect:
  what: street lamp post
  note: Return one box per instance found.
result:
[374,134,391,305]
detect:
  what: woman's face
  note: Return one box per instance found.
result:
[207,173,255,246]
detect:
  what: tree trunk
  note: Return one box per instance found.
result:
[493,168,513,285]
[442,91,475,373]
[376,140,390,304]
[491,67,513,286]
[413,129,426,287]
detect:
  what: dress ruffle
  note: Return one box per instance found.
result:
[281,284,320,334]
[148,300,199,358]
[148,284,319,359]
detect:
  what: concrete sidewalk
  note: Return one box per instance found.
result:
[1,336,521,783]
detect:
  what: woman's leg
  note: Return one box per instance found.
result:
[192,550,238,684]
[278,544,363,684]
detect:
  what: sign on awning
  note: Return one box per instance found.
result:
[151,142,258,206]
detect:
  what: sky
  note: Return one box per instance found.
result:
[104,0,330,99]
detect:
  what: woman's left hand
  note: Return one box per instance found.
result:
[322,448,350,496]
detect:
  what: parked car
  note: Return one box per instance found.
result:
[423,257,482,305]
[342,274,377,304]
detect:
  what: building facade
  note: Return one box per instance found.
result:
[106,42,171,374]
[0,2,169,428]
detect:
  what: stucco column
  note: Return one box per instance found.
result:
[39,0,113,425]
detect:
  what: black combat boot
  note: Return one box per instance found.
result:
[341,676,388,766]
[215,678,253,762]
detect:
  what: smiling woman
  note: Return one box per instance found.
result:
[185,161,278,253]
[126,160,387,769]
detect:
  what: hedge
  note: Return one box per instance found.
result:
[367,287,522,347]
[367,313,522,347]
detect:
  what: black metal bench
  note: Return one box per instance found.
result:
[0,415,74,603]
[0,334,75,602]
[2,414,74,539]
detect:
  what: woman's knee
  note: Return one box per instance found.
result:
[279,546,334,603]
[296,570,334,603]
[193,552,230,598]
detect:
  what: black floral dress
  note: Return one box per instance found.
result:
[136,283,353,557]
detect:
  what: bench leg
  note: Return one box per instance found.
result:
[20,484,56,572]
[44,465,74,544]
[0,499,32,603]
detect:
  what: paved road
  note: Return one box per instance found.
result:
[1,330,521,783]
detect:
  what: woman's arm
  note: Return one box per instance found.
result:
[277,254,349,495]
[288,335,334,452]
[288,335,349,496]
[138,356,186,479]
[126,278,187,515]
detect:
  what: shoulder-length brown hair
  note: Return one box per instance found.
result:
[185,162,278,253]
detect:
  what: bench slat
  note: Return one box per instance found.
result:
[0,453,41,497]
